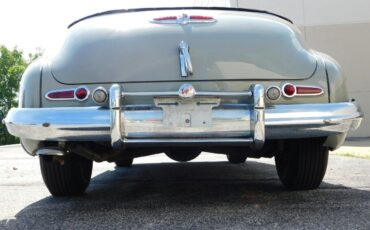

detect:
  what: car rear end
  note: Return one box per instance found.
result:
[4,7,363,195]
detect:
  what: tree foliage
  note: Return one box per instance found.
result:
[0,45,42,145]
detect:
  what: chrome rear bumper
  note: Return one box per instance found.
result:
[4,84,363,150]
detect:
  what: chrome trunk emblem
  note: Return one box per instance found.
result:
[178,14,190,25]
[179,84,196,99]
[178,41,193,78]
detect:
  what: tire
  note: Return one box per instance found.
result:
[275,138,329,190]
[115,158,133,167]
[39,153,93,196]
[227,153,247,164]
[165,149,201,162]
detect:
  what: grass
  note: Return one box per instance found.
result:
[331,146,370,160]
[331,152,370,160]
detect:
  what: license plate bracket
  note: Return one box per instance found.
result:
[154,97,221,128]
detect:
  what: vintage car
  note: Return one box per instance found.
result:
[4,7,363,196]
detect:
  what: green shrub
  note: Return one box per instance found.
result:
[0,46,42,145]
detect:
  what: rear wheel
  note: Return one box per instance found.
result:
[226,153,247,164]
[39,153,93,196]
[275,138,328,190]
[115,158,134,167]
[165,149,201,162]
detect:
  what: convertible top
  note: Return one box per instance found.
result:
[68,7,293,28]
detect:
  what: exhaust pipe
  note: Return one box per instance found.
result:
[35,143,122,162]
[36,147,65,156]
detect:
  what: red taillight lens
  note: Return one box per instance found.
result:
[153,16,177,21]
[46,90,75,100]
[75,87,88,101]
[296,86,323,95]
[283,84,296,97]
[189,15,214,20]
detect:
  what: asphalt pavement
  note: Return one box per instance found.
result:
[0,144,369,229]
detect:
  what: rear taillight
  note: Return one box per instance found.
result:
[153,16,177,21]
[75,87,89,101]
[151,14,216,24]
[46,89,75,100]
[282,84,296,97]
[189,15,215,21]
[296,86,323,95]
[46,86,89,101]
[282,83,323,98]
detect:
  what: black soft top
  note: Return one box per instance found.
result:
[68,7,293,28]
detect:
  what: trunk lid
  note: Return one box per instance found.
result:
[51,9,317,84]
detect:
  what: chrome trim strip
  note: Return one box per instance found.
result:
[123,138,253,147]
[150,19,178,24]
[196,91,253,97]
[122,91,253,97]
[178,41,193,77]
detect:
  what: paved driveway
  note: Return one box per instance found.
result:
[0,144,369,229]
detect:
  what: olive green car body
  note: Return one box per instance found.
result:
[7,7,362,157]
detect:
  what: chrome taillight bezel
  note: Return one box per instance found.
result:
[282,83,297,98]
[45,86,90,101]
[282,83,324,98]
